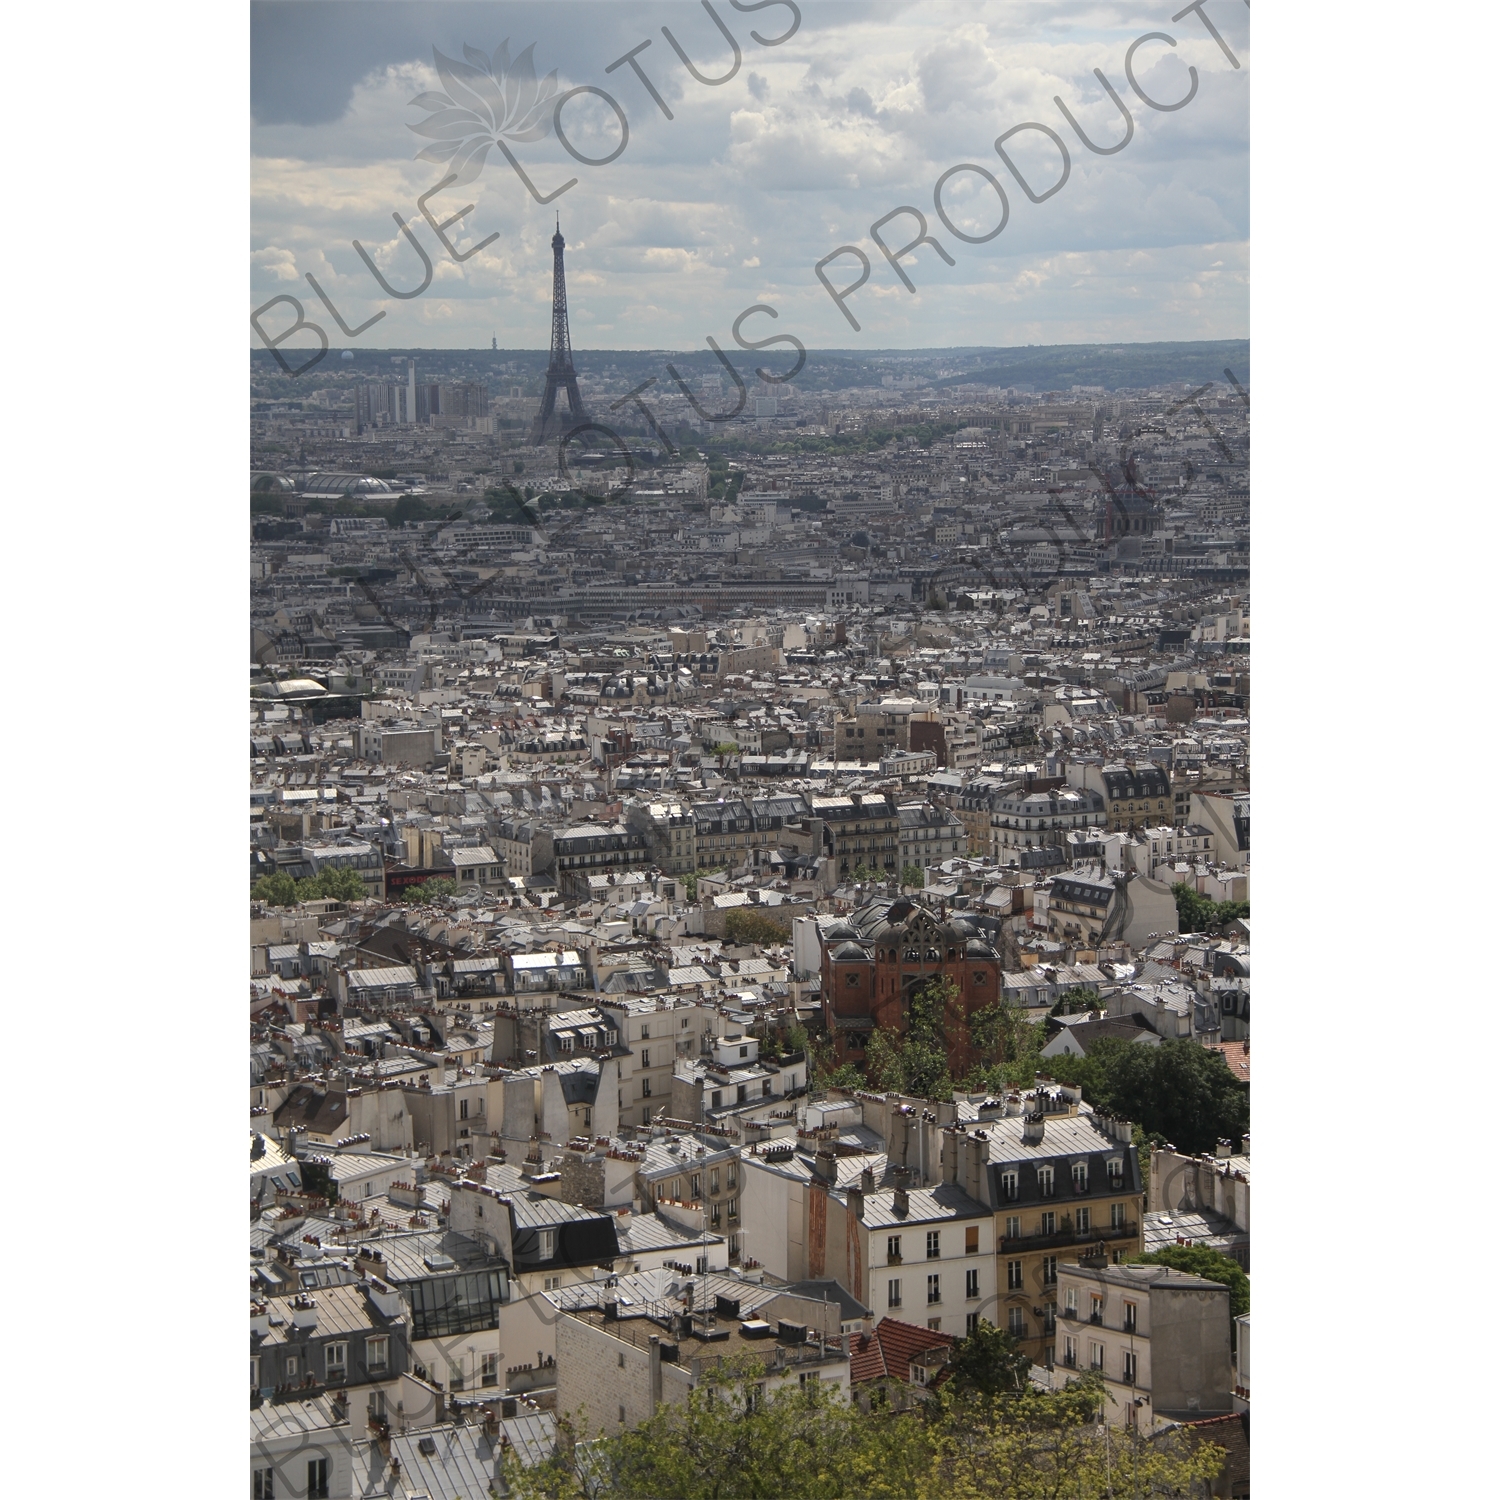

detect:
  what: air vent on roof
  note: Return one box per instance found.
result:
[423,1251,456,1271]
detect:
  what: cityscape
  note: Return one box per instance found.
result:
[248,3,1251,1496]
[250,224,1251,1499]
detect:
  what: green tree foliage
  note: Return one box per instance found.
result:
[865,975,959,1100]
[404,877,457,902]
[252,866,367,907]
[723,909,790,947]
[1048,985,1098,1017]
[1042,1037,1248,1156]
[945,1319,1032,1399]
[682,873,698,902]
[1133,1245,1249,1320]
[503,1360,1223,1500]
[298,1158,338,1205]
[251,871,299,907]
[900,863,925,889]
[1170,882,1250,935]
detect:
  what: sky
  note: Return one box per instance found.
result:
[251,0,1249,352]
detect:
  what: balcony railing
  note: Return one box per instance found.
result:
[998,1220,1138,1253]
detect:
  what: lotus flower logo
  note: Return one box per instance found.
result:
[408,41,560,187]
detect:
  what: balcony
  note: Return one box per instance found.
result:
[1089,1311,1103,1326]
[998,1219,1138,1254]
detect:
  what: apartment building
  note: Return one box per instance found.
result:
[1053,1261,1233,1430]
[981,1098,1145,1367]
[809,790,902,878]
[600,995,712,1127]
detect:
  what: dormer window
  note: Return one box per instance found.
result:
[537,1229,556,1261]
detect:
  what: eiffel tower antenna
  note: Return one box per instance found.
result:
[528,217,588,446]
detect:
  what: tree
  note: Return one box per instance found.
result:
[1048,985,1097,1017]
[723,909,790,947]
[251,871,299,907]
[404,877,457,902]
[1133,1245,1249,1321]
[682,872,698,902]
[865,975,958,1100]
[502,1363,1224,1500]
[900,863,925,889]
[945,1319,1032,1399]
[297,866,366,903]
[1043,1038,1246,1156]
[1171,881,1250,935]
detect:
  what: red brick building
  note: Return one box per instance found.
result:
[819,898,1008,1076]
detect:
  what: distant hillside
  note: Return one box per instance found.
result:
[927,341,1249,392]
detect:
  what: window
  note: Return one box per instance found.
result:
[710,1169,720,1195]
[459,1098,470,1120]
[1071,1161,1088,1192]
[746,1383,764,1412]
[926,1230,941,1260]
[253,1469,275,1500]
[543,1275,562,1292]
[1063,1287,1077,1313]
[1077,1207,1090,1234]
[710,1202,722,1228]
[1124,1302,1137,1334]
[641,1049,651,1068]
[927,1274,941,1305]
[641,1024,650,1040]
[1037,1167,1054,1198]
[888,1279,902,1309]
[619,1405,627,1424]
[1007,1307,1025,1336]
[1004,1215,1021,1241]
[367,1336,389,1373]
[965,1225,979,1254]
[1111,1203,1125,1231]
[284,1355,299,1379]
[1042,1256,1057,1286]
[965,1268,980,1300]
[690,1174,702,1198]
[1043,1302,1056,1333]
[537,1229,556,1261]
[1090,1296,1103,1324]
[1007,1259,1023,1291]
[1090,1342,1104,1371]
[739,1045,749,1058]
[1040,1211,1056,1236]
[325,1342,347,1380]
[482,1352,499,1387]
[887,1235,902,1263]
[364,1182,372,1199]
[966,1312,980,1335]
[1063,1335,1078,1368]
[642,1078,653,1098]
[1001,1171,1018,1202]
[307,1458,329,1499]
[618,1351,625,1369]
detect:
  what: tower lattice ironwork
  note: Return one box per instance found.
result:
[528,217,588,445]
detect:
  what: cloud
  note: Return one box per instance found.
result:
[250,0,1249,348]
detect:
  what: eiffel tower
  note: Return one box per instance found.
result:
[528,216,588,445]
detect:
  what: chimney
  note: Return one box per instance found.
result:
[860,1166,875,1194]
[813,1146,838,1183]
[1215,1138,1233,1159]
[963,1130,989,1204]
[893,1185,909,1217]
[1022,1112,1045,1145]
[847,1186,864,1220]
[942,1129,961,1185]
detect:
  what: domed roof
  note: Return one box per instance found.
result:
[823,921,857,941]
[830,941,867,961]
[965,937,994,957]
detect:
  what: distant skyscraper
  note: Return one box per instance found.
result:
[492,334,498,351]
[528,218,588,445]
